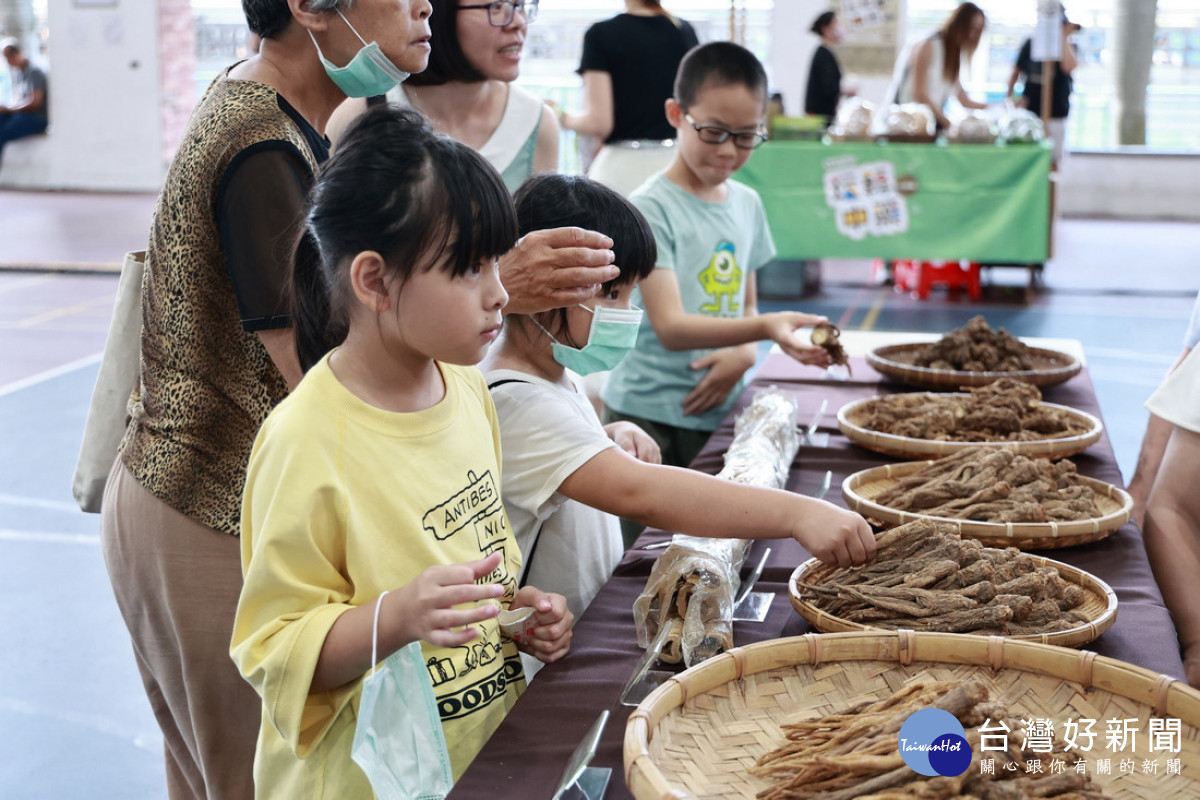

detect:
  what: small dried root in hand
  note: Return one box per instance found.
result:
[811,322,851,373]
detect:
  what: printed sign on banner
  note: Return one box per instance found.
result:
[824,158,909,241]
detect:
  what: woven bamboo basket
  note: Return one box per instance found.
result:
[842,460,1132,548]
[867,343,1082,390]
[788,553,1118,646]
[624,631,1200,800]
[837,395,1104,460]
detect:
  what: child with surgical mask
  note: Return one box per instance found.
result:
[482,175,875,672]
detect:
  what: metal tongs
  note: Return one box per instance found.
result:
[731,546,773,622]
[800,399,830,447]
[551,710,612,800]
[619,623,674,707]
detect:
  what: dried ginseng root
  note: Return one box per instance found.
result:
[811,322,851,375]
[872,446,1103,523]
[795,519,1091,636]
[751,680,1114,800]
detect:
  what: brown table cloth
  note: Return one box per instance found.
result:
[450,353,1183,800]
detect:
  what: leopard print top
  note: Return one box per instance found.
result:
[120,74,321,536]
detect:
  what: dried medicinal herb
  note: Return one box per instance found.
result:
[913,315,1035,372]
[753,680,1114,800]
[795,519,1090,636]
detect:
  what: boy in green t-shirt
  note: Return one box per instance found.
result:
[603,42,831,474]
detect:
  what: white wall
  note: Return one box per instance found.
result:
[769,0,906,117]
[0,0,163,191]
[1058,151,1200,221]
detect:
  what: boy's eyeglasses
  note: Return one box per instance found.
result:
[682,112,768,150]
[457,0,539,27]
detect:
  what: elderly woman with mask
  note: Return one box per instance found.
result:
[100,1,613,797]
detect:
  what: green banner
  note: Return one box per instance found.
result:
[735,139,1052,263]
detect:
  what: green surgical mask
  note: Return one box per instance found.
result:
[536,304,643,375]
[310,10,410,98]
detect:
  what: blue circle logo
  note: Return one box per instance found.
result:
[898,709,973,777]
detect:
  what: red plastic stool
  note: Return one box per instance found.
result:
[893,259,982,301]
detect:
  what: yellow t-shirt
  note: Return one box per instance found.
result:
[231,354,524,799]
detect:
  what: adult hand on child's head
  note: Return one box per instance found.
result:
[683,344,757,417]
[499,227,618,316]
[392,552,506,649]
[511,586,574,663]
[792,501,876,568]
[604,421,662,464]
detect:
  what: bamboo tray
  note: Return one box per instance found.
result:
[867,342,1082,390]
[842,460,1132,548]
[788,553,1118,646]
[625,631,1200,800]
[838,394,1104,460]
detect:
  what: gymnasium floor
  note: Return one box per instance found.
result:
[0,187,1196,798]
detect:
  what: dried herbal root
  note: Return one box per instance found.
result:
[912,315,1035,372]
[753,680,1114,800]
[873,446,1102,524]
[854,382,1090,443]
[811,322,851,374]
[797,520,1090,636]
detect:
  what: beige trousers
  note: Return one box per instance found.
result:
[101,459,260,800]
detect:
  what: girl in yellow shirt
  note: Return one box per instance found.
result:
[231,106,572,799]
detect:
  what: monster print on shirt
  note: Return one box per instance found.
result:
[698,240,744,316]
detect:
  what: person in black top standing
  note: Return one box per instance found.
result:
[1007,7,1080,167]
[557,1,698,196]
[804,11,849,125]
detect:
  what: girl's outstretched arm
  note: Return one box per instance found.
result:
[310,553,506,693]
[558,450,876,567]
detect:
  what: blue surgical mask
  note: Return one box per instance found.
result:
[351,591,454,800]
[536,304,643,375]
[310,10,410,98]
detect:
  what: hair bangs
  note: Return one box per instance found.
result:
[424,137,518,278]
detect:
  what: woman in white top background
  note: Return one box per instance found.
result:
[329,0,556,191]
[893,1,989,131]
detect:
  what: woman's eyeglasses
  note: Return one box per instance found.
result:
[683,112,768,150]
[457,0,539,27]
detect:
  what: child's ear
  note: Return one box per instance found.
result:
[665,98,684,130]
[349,251,393,313]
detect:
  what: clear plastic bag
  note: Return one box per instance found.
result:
[632,388,800,667]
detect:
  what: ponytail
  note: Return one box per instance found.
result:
[290,226,344,373]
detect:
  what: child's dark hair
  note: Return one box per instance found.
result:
[292,105,518,371]
[404,0,487,86]
[512,173,656,346]
[674,41,769,110]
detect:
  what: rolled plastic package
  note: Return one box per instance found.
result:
[633,387,801,667]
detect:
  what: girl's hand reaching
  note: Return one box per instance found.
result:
[791,500,876,568]
[511,586,574,663]
[389,552,507,649]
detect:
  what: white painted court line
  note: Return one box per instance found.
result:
[0,494,84,514]
[0,529,100,545]
[0,696,159,752]
[0,351,102,397]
